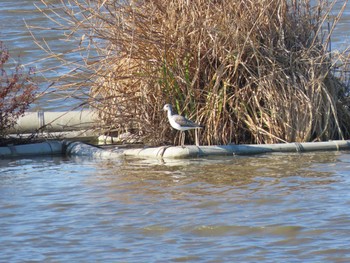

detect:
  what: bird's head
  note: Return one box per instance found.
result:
[163,104,172,112]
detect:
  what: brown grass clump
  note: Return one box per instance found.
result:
[37,0,350,145]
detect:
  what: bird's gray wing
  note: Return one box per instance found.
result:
[173,114,201,128]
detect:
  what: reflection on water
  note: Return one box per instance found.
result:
[1,152,350,262]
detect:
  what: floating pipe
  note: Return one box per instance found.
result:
[1,140,350,160]
[123,140,350,159]
[0,141,63,158]
[7,110,97,133]
[64,141,123,159]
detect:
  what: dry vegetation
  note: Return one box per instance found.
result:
[36,0,350,145]
[0,41,37,143]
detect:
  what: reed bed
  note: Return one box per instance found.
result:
[37,0,350,145]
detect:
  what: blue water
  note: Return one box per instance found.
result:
[1,152,350,262]
[2,1,350,262]
[0,0,89,111]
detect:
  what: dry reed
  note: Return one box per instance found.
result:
[36,0,350,145]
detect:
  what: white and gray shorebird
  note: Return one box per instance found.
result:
[163,104,204,146]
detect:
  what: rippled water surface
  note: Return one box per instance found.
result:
[2,1,350,262]
[1,152,350,262]
[0,0,89,110]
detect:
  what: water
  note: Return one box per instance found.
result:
[0,0,89,111]
[2,1,350,262]
[1,152,350,262]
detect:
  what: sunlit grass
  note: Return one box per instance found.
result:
[37,0,350,145]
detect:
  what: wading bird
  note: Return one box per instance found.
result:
[163,104,203,146]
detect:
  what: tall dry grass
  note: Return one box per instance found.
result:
[36,0,350,145]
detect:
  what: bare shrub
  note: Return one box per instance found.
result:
[37,0,350,145]
[0,41,37,140]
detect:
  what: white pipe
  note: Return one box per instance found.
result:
[64,141,122,159]
[0,141,62,158]
[1,140,349,160]
[65,139,350,160]
[123,140,350,158]
[7,110,98,133]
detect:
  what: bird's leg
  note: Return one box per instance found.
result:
[181,131,185,147]
[178,132,182,147]
[177,132,183,146]
[195,128,199,146]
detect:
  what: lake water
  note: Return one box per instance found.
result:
[0,0,89,111]
[2,1,350,262]
[1,152,350,262]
